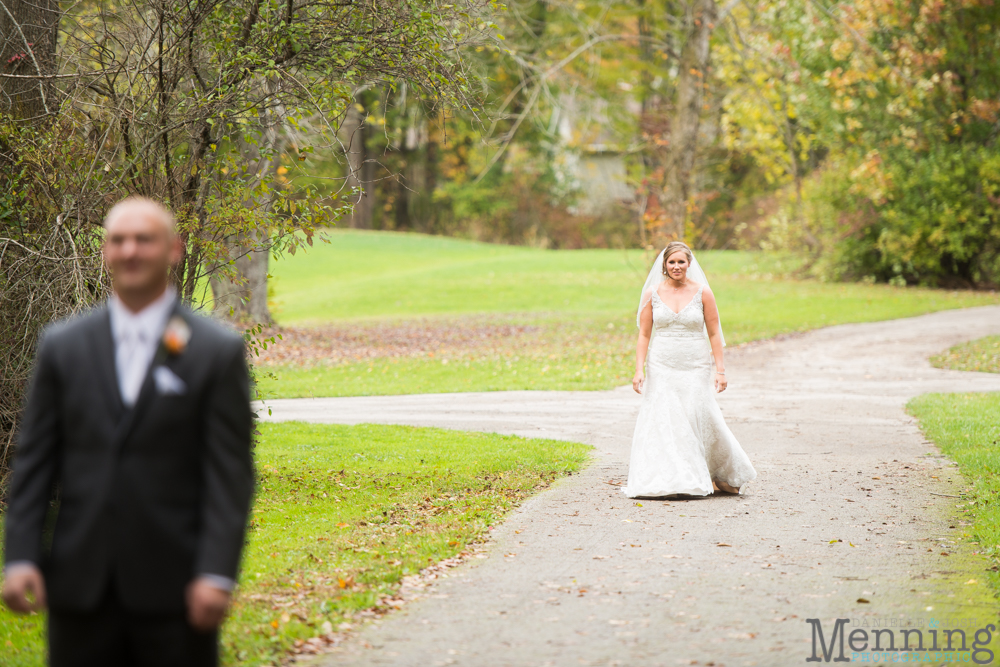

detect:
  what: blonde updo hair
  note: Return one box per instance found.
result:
[662,241,693,275]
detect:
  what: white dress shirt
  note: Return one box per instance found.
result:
[108,288,177,406]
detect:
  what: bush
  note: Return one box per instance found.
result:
[768,145,1000,288]
[0,119,109,485]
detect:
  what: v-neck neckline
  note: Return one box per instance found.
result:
[654,284,702,316]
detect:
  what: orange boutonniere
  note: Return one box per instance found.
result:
[162,316,191,356]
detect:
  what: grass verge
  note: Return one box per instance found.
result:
[932,335,1000,374]
[0,422,590,666]
[908,393,1000,597]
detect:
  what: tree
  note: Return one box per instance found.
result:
[723,0,1000,285]
[0,0,497,478]
[0,0,59,122]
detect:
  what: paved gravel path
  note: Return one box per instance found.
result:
[261,306,1000,667]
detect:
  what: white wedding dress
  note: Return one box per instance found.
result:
[623,284,757,498]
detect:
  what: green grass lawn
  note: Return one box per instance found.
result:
[908,393,1000,592]
[912,339,1000,596]
[258,229,1000,399]
[0,423,590,667]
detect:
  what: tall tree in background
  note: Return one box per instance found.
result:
[659,0,718,242]
[0,0,496,477]
[0,0,59,122]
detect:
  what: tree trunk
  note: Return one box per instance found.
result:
[342,97,374,229]
[659,0,716,243]
[210,81,282,325]
[0,0,59,123]
[210,231,271,324]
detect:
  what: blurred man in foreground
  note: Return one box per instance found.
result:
[2,197,254,666]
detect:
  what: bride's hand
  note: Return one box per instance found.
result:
[632,371,644,394]
[715,372,727,393]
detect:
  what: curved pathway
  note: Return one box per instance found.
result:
[261,306,1000,667]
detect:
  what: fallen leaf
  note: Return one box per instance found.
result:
[965,579,978,585]
[336,522,349,528]
[849,542,856,547]
[857,598,870,604]
[717,543,732,547]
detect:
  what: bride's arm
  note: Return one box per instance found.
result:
[702,287,728,393]
[633,297,654,394]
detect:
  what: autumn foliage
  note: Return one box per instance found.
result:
[723,0,1000,286]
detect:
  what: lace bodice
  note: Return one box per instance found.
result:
[651,285,706,339]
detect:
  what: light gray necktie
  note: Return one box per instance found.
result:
[119,324,148,406]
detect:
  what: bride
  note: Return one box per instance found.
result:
[623,241,756,498]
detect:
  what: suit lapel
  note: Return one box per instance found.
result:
[112,301,187,454]
[92,306,125,418]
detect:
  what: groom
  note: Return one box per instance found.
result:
[2,197,254,666]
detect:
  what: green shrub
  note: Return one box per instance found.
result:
[769,145,1000,287]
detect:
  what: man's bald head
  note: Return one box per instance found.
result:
[102,197,183,312]
[103,196,176,238]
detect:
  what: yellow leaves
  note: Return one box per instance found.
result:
[849,149,893,205]
[830,38,853,61]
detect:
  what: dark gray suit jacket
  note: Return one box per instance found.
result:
[3,302,254,613]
